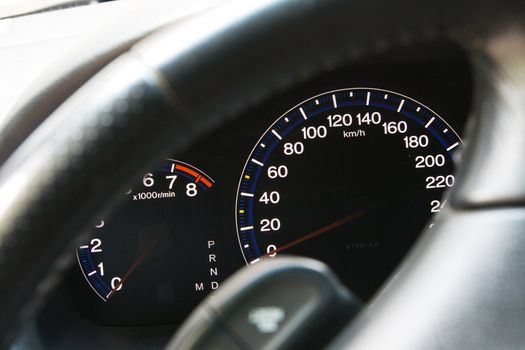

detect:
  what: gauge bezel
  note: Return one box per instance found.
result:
[235,87,462,266]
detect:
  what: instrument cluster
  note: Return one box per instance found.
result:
[67,42,472,326]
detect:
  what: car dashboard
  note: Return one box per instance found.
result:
[4,34,473,348]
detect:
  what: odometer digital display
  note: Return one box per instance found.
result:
[236,88,462,300]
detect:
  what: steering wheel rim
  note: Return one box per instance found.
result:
[1,0,525,348]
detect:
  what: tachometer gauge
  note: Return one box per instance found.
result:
[236,88,462,299]
[75,159,220,324]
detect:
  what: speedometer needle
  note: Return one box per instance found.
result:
[260,210,365,259]
[107,239,158,299]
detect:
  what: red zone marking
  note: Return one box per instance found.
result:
[175,164,213,188]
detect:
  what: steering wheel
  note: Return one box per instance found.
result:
[1,0,525,348]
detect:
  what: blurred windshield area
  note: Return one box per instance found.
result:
[0,0,109,19]
[0,0,126,126]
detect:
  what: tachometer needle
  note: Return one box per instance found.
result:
[260,210,365,259]
[107,239,158,299]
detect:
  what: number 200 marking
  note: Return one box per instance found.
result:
[415,154,445,168]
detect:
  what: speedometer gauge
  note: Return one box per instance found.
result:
[236,88,462,299]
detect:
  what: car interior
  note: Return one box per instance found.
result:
[0,0,525,349]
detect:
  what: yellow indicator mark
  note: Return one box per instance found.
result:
[244,175,250,179]
[239,210,245,214]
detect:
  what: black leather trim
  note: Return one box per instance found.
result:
[0,57,180,348]
[329,206,525,349]
[0,0,221,166]
[0,41,139,166]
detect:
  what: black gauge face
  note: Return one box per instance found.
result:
[236,88,462,299]
[75,160,222,324]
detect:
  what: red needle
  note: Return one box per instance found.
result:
[259,210,365,259]
[107,239,158,299]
